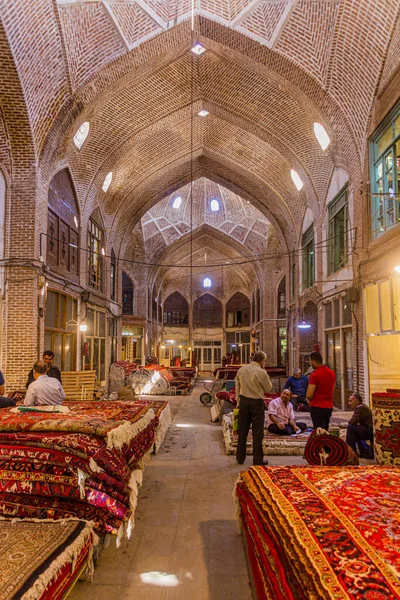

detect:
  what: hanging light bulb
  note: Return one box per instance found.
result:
[298,320,311,329]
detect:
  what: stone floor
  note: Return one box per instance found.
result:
[68,381,330,599]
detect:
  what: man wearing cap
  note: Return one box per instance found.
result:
[284,368,309,410]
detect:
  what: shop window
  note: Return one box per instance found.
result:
[226,292,250,327]
[193,294,222,327]
[370,102,400,238]
[163,292,188,325]
[277,278,286,318]
[44,291,77,371]
[110,249,116,301]
[122,272,134,315]
[328,186,348,275]
[83,307,106,382]
[87,212,104,291]
[302,226,314,289]
[47,169,79,280]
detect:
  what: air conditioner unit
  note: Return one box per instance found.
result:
[345,287,360,304]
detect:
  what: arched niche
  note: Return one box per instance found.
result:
[193,294,222,327]
[226,292,250,327]
[47,168,80,281]
[163,292,188,325]
[277,277,286,318]
[122,271,134,315]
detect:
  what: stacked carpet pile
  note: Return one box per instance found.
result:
[235,465,400,600]
[0,518,98,600]
[0,400,170,540]
[304,428,359,465]
[371,392,400,465]
[222,412,351,456]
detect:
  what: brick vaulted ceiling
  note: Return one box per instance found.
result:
[0,1,399,256]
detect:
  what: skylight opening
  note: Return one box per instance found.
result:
[102,172,113,193]
[290,169,303,191]
[314,123,330,151]
[198,110,209,117]
[210,199,220,212]
[191,43,206,56]
[172,196,182,209]
[203,277,211,288]
[73,121,90,149]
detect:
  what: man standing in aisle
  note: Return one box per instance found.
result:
[24,361,65,406]
[235,351,272,466]
[26,350,62,388]
[306,351,336,430]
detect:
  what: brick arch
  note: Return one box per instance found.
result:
[114,153,295,257]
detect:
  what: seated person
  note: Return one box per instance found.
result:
[24,361,65,406]
[267,389,307,436]
[284,368,308,410]
[346,392,374,458]
[0,370,16,408]
[26,350,62,389]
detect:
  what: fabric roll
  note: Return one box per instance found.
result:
[304,428,359,466]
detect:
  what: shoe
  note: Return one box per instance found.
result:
[254,460,269,466]
[236,459,244,465]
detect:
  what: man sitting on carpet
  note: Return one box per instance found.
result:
[346,392,374,458]
[267,389,307,436]
[24,361,65,406]
[284,368,309,411]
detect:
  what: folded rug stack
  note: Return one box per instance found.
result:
[235,465,400,600]
[0,401,168,539]
[0,518,98,600]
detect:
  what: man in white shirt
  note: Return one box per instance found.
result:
[235,351,272,466]
[267,389,307,435]
[24,361,65,406]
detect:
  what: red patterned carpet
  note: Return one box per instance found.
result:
[235,465,400,599]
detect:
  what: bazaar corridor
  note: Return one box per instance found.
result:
[70,382,304,600]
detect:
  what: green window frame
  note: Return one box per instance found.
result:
[328,187,348,275]
[87,219,104,291]
[302,225,314,289]
[370,102,400,238]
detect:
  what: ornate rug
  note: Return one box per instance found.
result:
[235,465,400,600]
[304,428,359,466]
[0,518,97,600]
[371,392,400,466]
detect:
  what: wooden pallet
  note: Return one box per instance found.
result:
[61,370,97,402]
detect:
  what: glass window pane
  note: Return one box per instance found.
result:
[53,333,63,369]
[64,334,73,371]
[44,332,52,352]
[395,115,400,138]
[365,284,380,334]
[93,338,99,380]
[345,331,353,390]
[334,333,341,386]
[86,309,94,336]
[326,333,334,369]
[99,312,106,337]
[45,291,58,328]
[380,280,392,331]
[342,301,352,325]
[377,124,393,156]
[100,339,105,381]
[325,304,332,328]
[333,299,340,327]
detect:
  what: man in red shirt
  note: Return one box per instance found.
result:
[306,351,336,430]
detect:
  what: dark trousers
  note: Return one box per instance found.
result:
[290,396,307,411]
[267,422,307,436]
[310,406,332,430]
[236,396,265,465]
[0,396,16,408]
[346,423,374,456]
